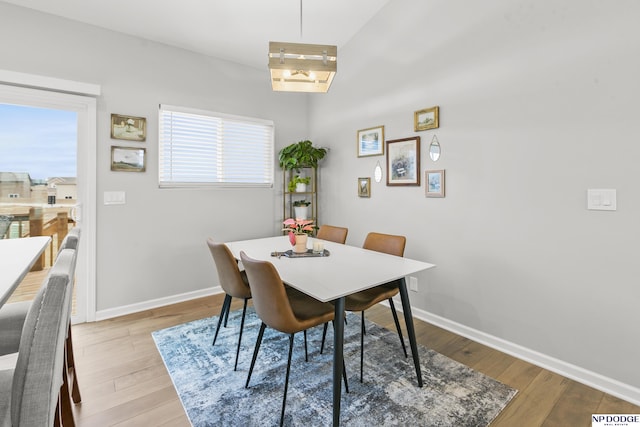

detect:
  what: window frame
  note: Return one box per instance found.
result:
[158,104,274,188]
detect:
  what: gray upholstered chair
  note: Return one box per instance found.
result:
[0,227,82,419]
[0,249,76,426]
[58,227,82,404]
[240,251,348,427]
[207,238,252,371]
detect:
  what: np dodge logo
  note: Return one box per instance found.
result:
[593,414,640,426]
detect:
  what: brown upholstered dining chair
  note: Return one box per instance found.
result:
[240,251,348,427]
[316,224,348,244]
[323,232,408,383]
[207,238,252,371]
[316,224,349,353]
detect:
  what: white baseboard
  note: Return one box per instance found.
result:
[94,286,222,321]
[387,301,640,407]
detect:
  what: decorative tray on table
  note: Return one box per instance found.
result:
[271,249,330,258]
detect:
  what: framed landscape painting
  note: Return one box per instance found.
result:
[414,106,439,131]
[111,146,146,172]
[357,125,385,157]
[111,114,147,141]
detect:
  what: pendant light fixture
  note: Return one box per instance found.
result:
[268,1,337,93]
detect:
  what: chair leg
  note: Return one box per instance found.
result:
[320,322,328,354]
[213,294,232,346]
[360,311,365,383]
[280,334,295,427]
[388,298,408,358]
[303,329,308,362]
[66,323,81,403]
[246,322,266,388]
[342,360,349,394]
[234,298,249,371]
[223,297,231,327]
[60,353,76,427]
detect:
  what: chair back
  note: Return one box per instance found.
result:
[59,226,81,251]
[207,239,251,299]
[316,225,348,244]
[363,232,406,257]
[239,252,300,334]
[11,262,73,425]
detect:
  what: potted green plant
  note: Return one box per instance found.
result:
[288,175,311,193]
[278,140,327,172]
[293,199,311,219]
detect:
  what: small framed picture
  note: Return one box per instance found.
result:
[425,170,445,197]
[386,136,420,186]
[414,106,439,131]
[357,125,385,157]
[111,146,146,172]
[358,177,371,197]
[111,114,146,141]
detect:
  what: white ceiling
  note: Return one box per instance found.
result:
[3,0,391,70]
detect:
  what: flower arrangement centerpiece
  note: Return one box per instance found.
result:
[282,218,316,253]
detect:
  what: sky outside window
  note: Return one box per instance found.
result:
[0,103,77,181]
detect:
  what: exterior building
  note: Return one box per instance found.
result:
[0,172,31,200]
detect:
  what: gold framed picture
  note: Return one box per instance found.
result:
[414,106,439,131]
[111,114,146,141]
[358,177,371,197]
[357,125,384,157]
[111,146,146,172]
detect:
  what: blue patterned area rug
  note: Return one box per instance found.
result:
[152,308,516,426]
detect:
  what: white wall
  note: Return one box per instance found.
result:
[0,3,307,311]
[310,0,640,395]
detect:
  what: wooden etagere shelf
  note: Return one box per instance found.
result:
[282,167,318,235]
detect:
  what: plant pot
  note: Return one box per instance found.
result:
[293,234,308,253]
[294,206,309,219]
[295,183,307,192]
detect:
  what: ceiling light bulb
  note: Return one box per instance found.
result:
[283,70,291,78]
[308,72,316,80]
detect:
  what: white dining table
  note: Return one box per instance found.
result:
[225,235,436,426]
[0,236,51,308]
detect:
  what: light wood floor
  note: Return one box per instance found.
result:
[63,295,638,426]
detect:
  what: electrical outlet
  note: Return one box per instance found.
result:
[409,276,418,292]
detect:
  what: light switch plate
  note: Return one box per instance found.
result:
[104,191,126,205]
[587,189,616,211]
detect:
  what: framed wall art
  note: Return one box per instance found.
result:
[111,146,146,172]
[425,169,445,197]
[414,106,439,131]
[386,136,420,186]
[357,125,385,157]
[358,177,371,197]
[111,114,147,141]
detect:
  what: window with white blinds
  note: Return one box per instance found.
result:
[159,104,274,187]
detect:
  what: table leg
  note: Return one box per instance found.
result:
[398,277,423,387]
[333,297,345,426]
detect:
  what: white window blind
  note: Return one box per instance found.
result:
[159,104,274,187]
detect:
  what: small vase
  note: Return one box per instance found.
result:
[295,183,307,192]
[293,234,308,253]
